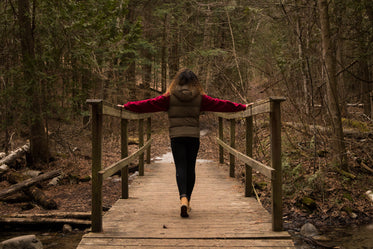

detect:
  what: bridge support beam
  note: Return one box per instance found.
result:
[138,119,144,176]
[245,116,253,197]
[146,118,151,164]
[230,119,236,177]
[218,117,224,164]
[121,118,129,199]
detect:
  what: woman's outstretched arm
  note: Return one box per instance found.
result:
[200,95,248,112]
[118,95,170,113]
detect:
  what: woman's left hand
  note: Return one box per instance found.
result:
[117,104,124,108]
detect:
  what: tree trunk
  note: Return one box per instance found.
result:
[17,0,49,164]
[161,14,168,93]
[141,4,153,99]
[318,0,348,170]
[168,29,179,80]
[364,0,373,118]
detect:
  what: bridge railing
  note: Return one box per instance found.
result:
[87,99,153,232]
[214,97,285,231]
[87,97,285,232]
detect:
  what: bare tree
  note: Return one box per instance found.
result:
[17,0,49,164]
[318,0,348,170]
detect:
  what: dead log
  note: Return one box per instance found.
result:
[0,217,91,226]
[0,169,60,198]
[0,193,31,203]
[23,186,57,210]
[284,122,372,138]
[0,143,30,167]
[3,212,91,220]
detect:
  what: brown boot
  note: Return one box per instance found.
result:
[180,197,189,218]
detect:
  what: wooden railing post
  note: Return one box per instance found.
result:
[270,98,285,231]
[146,117,151,164]
[219,117,224,164]
[245,116,253,197]
[229,119,236,177]
[138,119,144,176]
[121,118,129,199]
[88,100,103,233]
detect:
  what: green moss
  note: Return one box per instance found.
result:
[342,118,370,132]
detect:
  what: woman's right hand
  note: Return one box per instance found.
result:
[246,103,254,109]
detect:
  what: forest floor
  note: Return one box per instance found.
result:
[0,110,372,238]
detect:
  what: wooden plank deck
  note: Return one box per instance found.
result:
[77,159,294,248]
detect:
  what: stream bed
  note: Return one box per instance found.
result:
[1,224,372,248]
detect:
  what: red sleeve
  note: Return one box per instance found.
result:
[123,95,169,113]
[200,95,246,112]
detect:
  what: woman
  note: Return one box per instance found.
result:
[119,68,249,218]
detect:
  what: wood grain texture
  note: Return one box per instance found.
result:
[78,161,294,248]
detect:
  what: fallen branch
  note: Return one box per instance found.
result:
[337,169,356,179]
[360,162,373,174]
[0,143,30,167]
[351,155,373,174]
[0,170,61,198]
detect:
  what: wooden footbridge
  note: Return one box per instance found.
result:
[77,98,294,248]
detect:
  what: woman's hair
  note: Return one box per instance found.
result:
[164,68,205,95]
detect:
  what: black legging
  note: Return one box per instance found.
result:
[170,137,200,201]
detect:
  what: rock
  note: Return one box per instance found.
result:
[79,175,91,182]
[350,212,358,219]
[0,164,9,171]
[300,222,319,237]
[62,224,73,233]
[0,164,9,176]
[23,170,42,177]
[200,129,209,136]
[0,234,43,249]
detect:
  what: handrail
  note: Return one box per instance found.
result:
[216,138,274,179]
[87,99,152,120]
[99,139,152,179]
[215,97,285,231]
[214,97,284,119]
[87,99,153,232]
